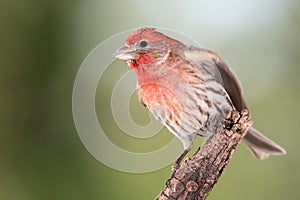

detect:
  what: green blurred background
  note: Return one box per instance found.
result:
[1,0,300,199]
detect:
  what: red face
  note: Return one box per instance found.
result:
[113,28,181,70]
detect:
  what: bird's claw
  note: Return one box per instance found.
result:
[224,118,234,130]
[172,162,180,174]
[165,163,180,186]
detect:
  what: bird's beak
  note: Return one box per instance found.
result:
[112,45,137,61]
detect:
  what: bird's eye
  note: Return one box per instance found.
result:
[139,40,148,48]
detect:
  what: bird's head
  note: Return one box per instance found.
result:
[113,28,182,70]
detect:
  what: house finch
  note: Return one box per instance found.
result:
[113,28,286,170]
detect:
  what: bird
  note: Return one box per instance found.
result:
[112,27,286,172]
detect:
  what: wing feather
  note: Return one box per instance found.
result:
[183,47,248,111]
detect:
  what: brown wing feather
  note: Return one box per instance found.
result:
[209,51,248,111]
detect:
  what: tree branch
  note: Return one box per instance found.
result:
[155,109,253,200]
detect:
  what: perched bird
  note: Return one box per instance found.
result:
[113,28,286,170]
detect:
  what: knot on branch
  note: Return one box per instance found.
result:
[186,181,198,193]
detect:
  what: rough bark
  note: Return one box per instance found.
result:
[155,109,252,200]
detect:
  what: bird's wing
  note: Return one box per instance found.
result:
[183,47,248,111]
[209,51,248,111]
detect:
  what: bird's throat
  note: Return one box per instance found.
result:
[127,59,138,69]
[128,53,156,71]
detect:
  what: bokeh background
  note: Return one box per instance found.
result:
[1,0,300,199]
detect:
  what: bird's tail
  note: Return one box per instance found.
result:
[243,127,286,160]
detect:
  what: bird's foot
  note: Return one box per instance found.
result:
[224,118,233,130]
[224,112,235,130]
[171,162,180,175]
[165,163,180,186]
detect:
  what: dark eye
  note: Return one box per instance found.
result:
[139,40,148,48]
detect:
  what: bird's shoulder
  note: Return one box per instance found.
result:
[180,46,221,64]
